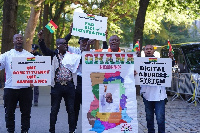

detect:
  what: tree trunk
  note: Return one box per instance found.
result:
[1,0,18,86]
[43,3,51,48]
[133,0,150,50]
[1,0,18,54]
[24,0,44,51]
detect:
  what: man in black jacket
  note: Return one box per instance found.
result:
[38,30,76,133]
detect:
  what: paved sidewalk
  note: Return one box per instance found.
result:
[0,87,199,133]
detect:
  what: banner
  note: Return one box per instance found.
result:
[134,57,172,87]
[72,12,107,41]
[12,56,51,86]
[82,52,138,133]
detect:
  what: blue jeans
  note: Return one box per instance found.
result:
[143,97,165,133]
[49,81,76,133]
[33,86,39,103]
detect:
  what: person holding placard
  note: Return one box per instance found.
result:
[38,30,78,133]
[135,44,174,133]
[63,24,96,131]
[95,35,121,52]
[0,34,34,133]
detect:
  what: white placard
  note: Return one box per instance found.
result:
[134,57,172,87]
[72,12,107,41]
[82,52,138,133]
[12,56,51,86]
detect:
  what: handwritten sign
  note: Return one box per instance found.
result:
[72,12,107,41]
[134,57,172,87]
[82,52,138,133]
[12,56,51,86]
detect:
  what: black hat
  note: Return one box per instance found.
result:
[31,44,39,50]
[78,37,89,44]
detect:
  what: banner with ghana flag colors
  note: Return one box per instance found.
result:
[134,57,172,87]
[12,56,51,86]
[82,51,138,133]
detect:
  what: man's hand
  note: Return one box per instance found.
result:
[87,39,95,46]
[168,51,174,59]
[30,83,34,88]
[136,51,141,57]
[104,85,107,92]
[38,30,43,40]
[69,23,73,34]
[134,70,138,76]
[105,30,108,39]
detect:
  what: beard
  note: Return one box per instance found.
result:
[15,45,23,50]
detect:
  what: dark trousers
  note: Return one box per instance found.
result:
[143,97,165,133]
[33,86,39,103]
[74,75,82,129]
[4,88,33,132]
[49,81,76,133]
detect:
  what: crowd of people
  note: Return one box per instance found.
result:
[0,23,174,133]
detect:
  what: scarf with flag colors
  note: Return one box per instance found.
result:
[45,20,58,33]
[132,41,140,52]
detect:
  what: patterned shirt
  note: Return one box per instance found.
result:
[56,53,72,82]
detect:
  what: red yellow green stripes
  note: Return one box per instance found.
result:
[149,58,157,62]
[27,57,35,61]
[87,14,95,18]
[45,20,58,33]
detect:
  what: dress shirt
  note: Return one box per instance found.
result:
[0,49,34,89]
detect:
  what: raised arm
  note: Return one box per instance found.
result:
[37,30,54,57]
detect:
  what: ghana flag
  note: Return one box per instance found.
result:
[149,58,157,62]
[87,14,95,19]
[27,57,35,61]
[45,20,58,33]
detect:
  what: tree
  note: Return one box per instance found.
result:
[1,0,18,85]
[133,0,150,50]
[1,0,18,54]
[23,0,44,51]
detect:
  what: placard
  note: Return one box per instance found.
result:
[82,52,138,133]
[12,56,51,86]
[72,12,107,41]
[134,57,172,87]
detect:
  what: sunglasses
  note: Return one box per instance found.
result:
[58,42,67,45]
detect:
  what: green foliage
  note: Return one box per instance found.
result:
[0,0,200,51]
[17,0,31,35]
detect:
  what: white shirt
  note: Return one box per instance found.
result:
[0,49,34,89]
[140,85,167,101]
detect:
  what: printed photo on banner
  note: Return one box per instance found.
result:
[82,52,138,133]
[134,57,172,87]
[99,84,120,113]
[72,12,107,41]
[12,56,51,86]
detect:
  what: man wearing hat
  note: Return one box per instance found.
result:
[31,44,41,106]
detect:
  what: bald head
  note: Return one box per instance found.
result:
[105,93,113,103]
[109,35,120,52]
[144,45,154,57]
[13,34,23,52]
